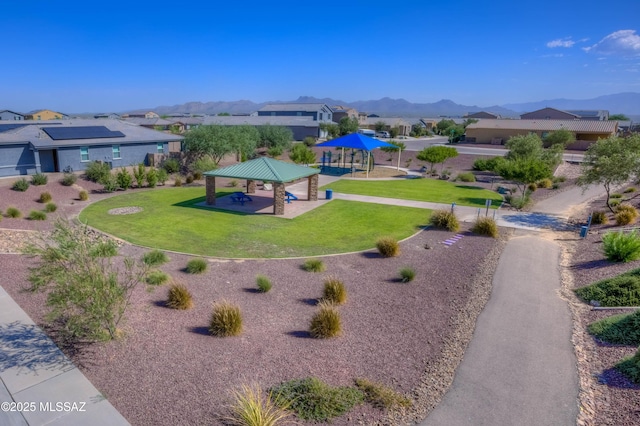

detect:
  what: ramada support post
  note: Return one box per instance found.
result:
[307,174,318,201]
[205,176,216,205]
[246,179,256,194]
[273,182,285,215]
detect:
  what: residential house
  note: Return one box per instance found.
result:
[202,115,322,141]
[257,103,334,123]
[566,110,609,121]
[25,109,69,120]
[94,113,121,119]
[0,110,25,121]
[331,106,359,123]
[465,111,501,119]
[520,107,609,121]
[465,119,618,150]
[360,117,412,136]
[0,119,182,177]
[124,111,160,119]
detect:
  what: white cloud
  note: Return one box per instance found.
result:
[583,29,640,56]
[546,38,575,48]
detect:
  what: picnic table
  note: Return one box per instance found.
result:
[285,191,298,203]
[231,192,253,206]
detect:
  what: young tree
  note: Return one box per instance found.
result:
[374,121,387,132]
[494,158,552,203]
[183,124,233,164]
[338,117,359,136]
[543,128,574,148]
[320,122,340,139]
[257,124,293,151]
[229,124,259,161]
[416,146,458,174]
[435,119,456,135]
[25,221,157,341]
[389,126,400,138]
[577,135,640,212]
[505,134,544,161]
[289,144,316,166]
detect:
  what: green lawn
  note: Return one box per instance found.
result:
[320,178,502,208]
[79,188,429,258]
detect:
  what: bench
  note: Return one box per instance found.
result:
[285,191,298,203]
[231,192,253,206]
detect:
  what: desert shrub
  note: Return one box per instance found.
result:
[101,174,118,193]
[166,283,193,310]
[588,310,640,345]
[399,267,416,283]
[472,217,498,238]
[145,270,169,286]
[157,168,168,185]
[61,172,78,186]
[6,207,21,218]
[12,178,30,192]
[591,211,608,225]
[256,274,272,293]
[174,176,183,187]
[227,383,292,426]
[615,346,640,384]
[162,158,181,174]
[31,173,48,186]
[189,156,217,175]
[610,193,623,199]
[267,146,283,158]
[28,210,46,221]
[553,175,566,183]
[552,183,560,190]
[527,183,538,192]
[323,277,347,305]
[209,300,243,337]
[616,204,639,218]
[192,171,203,181]
[624,187,636,193]
[376,237,400,257]
[354,378,411,410]
[79,190,89,201]
[229,179,239,187]
[616,210,637,226]
[602,230,640,262]
[185,174,194,184]
[303,258,325,272]
[507,195,531,209]
[575,273,640,306]
[116,168,133,190]
[303,136,316,147]
[537,178,553,189]
[270,377,363,422]
[146,168,158,188]
[185,258,208,274]
[609,198,621,207]
[85,161,111,183]
[456,172,476,182]
[39,191,52,203]
[429,209,460,232]
[309,301,342,338]
[44,202,57,213]
[142,250,169,267]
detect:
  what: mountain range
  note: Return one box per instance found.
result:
[132,92,640,119]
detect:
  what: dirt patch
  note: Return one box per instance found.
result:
[108,207,143,215]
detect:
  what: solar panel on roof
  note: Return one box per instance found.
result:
[42,126,125,140]
[0,123,29,133]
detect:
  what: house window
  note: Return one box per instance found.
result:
[541,132,549,139]
[157,143,164,153]
[297,112,302,116]
[112,145,121,159]
[319,113,323,120]
[80,147,89,162]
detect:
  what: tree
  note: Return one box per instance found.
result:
[374,121,387,132]
[416,146,458,174]
[505,134,544,161]
[289,143,316,166]
[338,117,359,136]
[25,220,156,341]
[218,112,231,116]
[609,114,630,121]
[494,158,552,202]
[320,122,339,139]
[380,140,406,165]
[577,135,640,212]
[389,126,400,138]
[228,124,259,161]
[543,128,574,148]
[183,125,233,164]
[435,119,456,135]
[411,123,426,137]
[257,124,292,151]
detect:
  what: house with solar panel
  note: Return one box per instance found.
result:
[24,109,69,120]
[0,119,183,177]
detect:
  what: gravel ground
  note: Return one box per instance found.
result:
[0,167,507,425]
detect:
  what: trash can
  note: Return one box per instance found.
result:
[580,225,588,238]
[326,189,333,200]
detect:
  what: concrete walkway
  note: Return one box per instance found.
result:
[0,287,129,426]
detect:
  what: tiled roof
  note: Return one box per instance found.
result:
[465,119,617,133]
[258,103,331,112]
[204,157,319,183]
[202,116,320,127]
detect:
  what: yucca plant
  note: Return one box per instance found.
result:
[166,283,193,310]
[210,300,243,337]
[376,237,400,257]
[309,301,342,338]
[227,384,293,426]
[322,277,347,305]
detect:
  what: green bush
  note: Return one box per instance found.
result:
[256,274,272,293]
[303,136,317,147]
[12,178,29,192]
[31,173,48,186]
[270,377,363,422]
[173,176,183,187]
[354,378,411,409]
[309,301,342,338]
[472,217,498,238]
[624,187,636,193]
[616,204,639,218]
[609,198,621,207]
[162,158,181,174]
[456,172,476,182]
[28,210,46,221]
[323,277,347,305]
[85,161,111,183]
[185,258,208,274]
[116,168,133,190]
[472,156,503,171]
[146,168,158,188]
[39,191,52,203]
[142,250,169,267]
[303,259,325,273]
[166,283,193,310]
[44,202,57,213]
[506,194,531,209]
[602,230,640,262]
[527,182,538,192]
[227,384,293,426]
[61,172,78,186]
[267,146,283,158]
[6,207,21,218]
[429,209,460,232]
[79,190,89,201]
[192,171,203,181]
[575,273,640,306]
[376,237,400,257]
[133,163,146,188]
[185,174,194,184]
[588,310,640,345]
[399,266,416,283]
[616,210,637,226]
[209,300,243,337]
[145,270,170,286]
[189,156,216,175]
[591,211,608,225]
[610,193,623,199]
[101,175,118,193]
[553,175,567,183]
[229,179,239,187]
[157,168,168,185]
[537,178,553,189]
[615,346,640,384]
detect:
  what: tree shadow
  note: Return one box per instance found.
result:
[570,259,613,270]
[597,367,640,389]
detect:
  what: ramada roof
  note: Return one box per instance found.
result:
[204,157,319,183]
[466,119,617,133]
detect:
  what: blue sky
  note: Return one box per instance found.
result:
[2,0,639,112]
